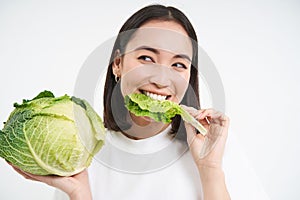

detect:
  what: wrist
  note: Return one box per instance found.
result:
[69,186,92,200]
[198,166,225,182]
[196,160,223,172]
[198,167,230,200]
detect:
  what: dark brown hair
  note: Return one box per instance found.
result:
[103,4,200,140]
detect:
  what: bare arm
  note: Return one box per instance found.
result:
[183,106,231,200]
[198,167,230,200]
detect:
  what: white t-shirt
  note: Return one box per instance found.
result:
[54,127,270,200]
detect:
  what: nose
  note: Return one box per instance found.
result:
[149,65,172,88]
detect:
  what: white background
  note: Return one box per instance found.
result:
[0,0,299,199]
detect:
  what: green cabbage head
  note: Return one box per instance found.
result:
[0,91,106,176]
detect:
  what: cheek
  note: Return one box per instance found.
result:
[120,55,138,74]
[173,72,190,102]
[120,66,151,96]
[119,56,140,96]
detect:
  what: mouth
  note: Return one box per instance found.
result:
[139,90,171,101]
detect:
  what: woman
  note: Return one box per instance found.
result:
[12,4,230,200]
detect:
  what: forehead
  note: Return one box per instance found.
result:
[125,21,193,56]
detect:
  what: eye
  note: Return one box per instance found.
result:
[138,55,154,62]
[172,62,187,69]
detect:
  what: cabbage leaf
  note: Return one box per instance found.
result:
[125,93,207,135]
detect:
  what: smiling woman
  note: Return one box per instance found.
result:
[99,4,230,199]
[9,4,231,200]
[104,11,200,139]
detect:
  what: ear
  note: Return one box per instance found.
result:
[112,49,122,77]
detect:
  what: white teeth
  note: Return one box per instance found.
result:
[144,91,167,101]
[150,93,154,99]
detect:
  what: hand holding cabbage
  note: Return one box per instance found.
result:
[0,91,106,176]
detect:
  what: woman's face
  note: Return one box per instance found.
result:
[113,20,193,127]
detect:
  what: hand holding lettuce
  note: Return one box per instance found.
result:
[125,93,207,136]
[0,91,106,176]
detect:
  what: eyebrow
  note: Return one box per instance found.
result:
[174,54,192,62]
[134,45,192,62]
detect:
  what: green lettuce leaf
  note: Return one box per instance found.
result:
[125,93,207,135]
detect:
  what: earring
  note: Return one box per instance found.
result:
[115,75,120,83]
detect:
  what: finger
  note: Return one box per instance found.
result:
[8,163,59,185]
[220,114,230,127]
[180,106,207,125]
[184,121,197,145]
[184,121,206,147]
[9,165,39,181]
[197,109,228,126]
[180,105,200,118]
[209,112,229,127]
[193,109,216,124]
[196,108,215,119]
[24,172,75,194]
[180,106,212,131]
